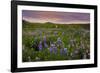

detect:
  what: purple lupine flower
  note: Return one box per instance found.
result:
[63,48,67,54]
[60,48,68,55]
[49,44,54,53]
[51,43,55,47]
[57,37,63,46]
[62,32,65,35]
[38,41,42,51]
[54,31,58,36]
[44,42,48,48]
[49,47,53,53]
[49,43,57,54]
[60,49,63,55]
[43,36,46,43]
[57,37,62,43]
[53,46,57,54]
[43,36,48,48]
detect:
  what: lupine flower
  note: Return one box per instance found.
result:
[43,36,48,48]
[63,48,67,54]
[49,44,54,53]
[43,36,46,43]
[62,32,65,35]
[38,41,42,51]
[49,47,53,53]
[56,37,64,49]
[51,43,55,47]
[60,49,63,55]
[57,37,62,43]
[60,48,67,55]
[53,46,57,54]
[44,42,48,48]
[56,37,63,46]
[49,43,57,54]
[54,31,58,36]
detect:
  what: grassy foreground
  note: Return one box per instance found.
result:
[22,20,90,62]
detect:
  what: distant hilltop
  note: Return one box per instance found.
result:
[22,20,90,25]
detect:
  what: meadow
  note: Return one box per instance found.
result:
[22,20,90,62]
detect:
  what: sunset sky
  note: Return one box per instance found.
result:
[22,10,90,24]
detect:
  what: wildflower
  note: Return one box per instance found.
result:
[49,43,57,54]
[38,41,42,51]
[62,32,65,35]
[49,43,54,53]
[51,43,55,47]
[49,47,53,53]
[43,36,46,43]
[60,49,63,55]
[43,36,48,48]
[53,46,57,54]
[54,31,58,36]
[63,48,67,54]
[56,37,63,46]
[57,37,62,43]
[60,48,68,56]
[44,42,48,48]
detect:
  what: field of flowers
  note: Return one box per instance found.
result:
[22,20,90,62]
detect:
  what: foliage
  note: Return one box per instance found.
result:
[22,20,90,62]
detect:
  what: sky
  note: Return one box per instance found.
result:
[22,10,90,24]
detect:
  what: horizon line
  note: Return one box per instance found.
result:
[23,19,90,25]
